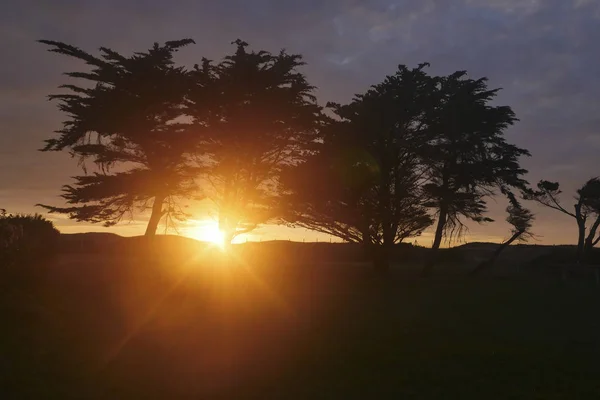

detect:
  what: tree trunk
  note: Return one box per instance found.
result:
[431,204,448,250]
[422,203,448,276]
[584,215,600,262]
[575,216,586,264]
[144,194,166,237]
[471,231,522,276]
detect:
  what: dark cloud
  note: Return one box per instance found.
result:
[1,0,599,243]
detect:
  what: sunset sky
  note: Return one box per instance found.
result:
[1,0,599,246]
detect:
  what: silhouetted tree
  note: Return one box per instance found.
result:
[471,192,534,275]
[527,178,600,263]
[280,64,435,271]
[423,72,530,252]
[38,39,200,236]
[187,40,322,244]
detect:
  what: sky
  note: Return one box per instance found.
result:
[1,0,599,246]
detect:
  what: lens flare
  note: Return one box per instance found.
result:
[188,220,226,249]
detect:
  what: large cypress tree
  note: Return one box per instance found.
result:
[422,71,530,250]
[38,39,200,236]
[187,40,322,244]
[280,64,435,271]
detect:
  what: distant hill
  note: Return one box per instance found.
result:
[59,233,211,255]
[56,233,571,267]
[54,233,600,280]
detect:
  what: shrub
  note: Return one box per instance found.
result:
[0,211,60,267]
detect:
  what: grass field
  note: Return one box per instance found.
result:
[2,248,600,399]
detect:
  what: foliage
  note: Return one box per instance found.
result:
[37,39,200,236]
[421,71,530,249]
[505,204,534,239]
[505,192,534,241]
[470,193,534,275]
[36,38,530,249]
[0,211,60,266]
[281,63,530,269]
[280,64,435,268]
[186,40,323,243]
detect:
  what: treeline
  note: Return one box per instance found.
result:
[35,39,599,269]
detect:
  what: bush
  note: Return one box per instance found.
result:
[0,211,60,267]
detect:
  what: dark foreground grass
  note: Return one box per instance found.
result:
[2,253,600,399]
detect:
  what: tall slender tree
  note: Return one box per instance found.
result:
[187,40,322,244]
[38,39,200,236]
[423,72,530,250]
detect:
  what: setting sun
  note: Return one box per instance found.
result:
[188,220,226,249]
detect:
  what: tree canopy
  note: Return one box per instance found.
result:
[280,63,531,269]
[37,38,535,259]
[280,64,436,269]
[187,40,323,243]
[421,71,529,249]
[38,39,200,235]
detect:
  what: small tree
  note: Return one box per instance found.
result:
[471,193,534,275]
[38,39,200,236]
[187,40,322,244]
[527,178,600,263]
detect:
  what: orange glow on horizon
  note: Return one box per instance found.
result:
[187,220,226,249]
